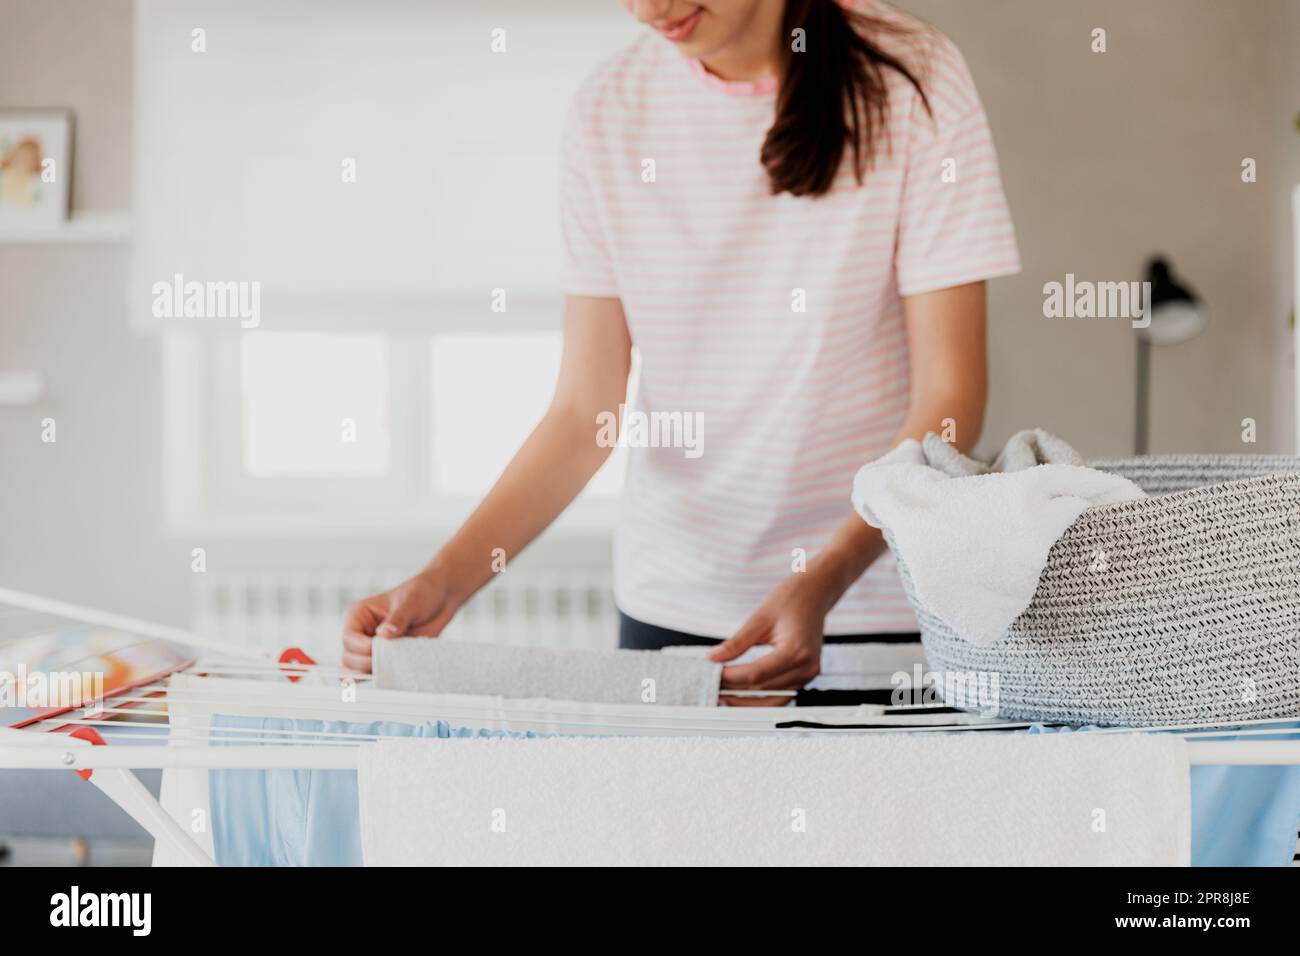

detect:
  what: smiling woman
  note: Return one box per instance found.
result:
[633,0,932,197]
[5,0,1300,886]
[343,0,1020,694]
[657,6,704,41]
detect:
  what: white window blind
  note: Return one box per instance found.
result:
[132,0,639,329]
[142,1,642,535]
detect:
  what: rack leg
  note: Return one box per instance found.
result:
[88,767,215,867]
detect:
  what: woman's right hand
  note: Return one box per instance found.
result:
[341,568,461,674]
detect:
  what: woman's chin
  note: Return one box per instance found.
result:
[671,32,727,60]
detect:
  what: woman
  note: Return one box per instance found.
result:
[343,0,1019,699]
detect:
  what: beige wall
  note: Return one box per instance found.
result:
[0,0,133,211]
[905,0,1295,457]
[1,0,1296,626]
[0,0,179,619]
[1270,0,1300,449]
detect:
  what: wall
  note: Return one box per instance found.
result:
[1269,0,1300,449]
[0,1,612,626]
[0,0,185,619]
[1,0,1296,628]
[904,0,1293,457]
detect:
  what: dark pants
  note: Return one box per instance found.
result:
[617,611,919,651]
[618,612,923,706]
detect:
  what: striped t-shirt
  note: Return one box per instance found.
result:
[560,1,1020,638]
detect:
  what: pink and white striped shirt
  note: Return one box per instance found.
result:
[560,1,1020,638]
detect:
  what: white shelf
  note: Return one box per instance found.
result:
[0,209,131,244]
[0,371,45,406]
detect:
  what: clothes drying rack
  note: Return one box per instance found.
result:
[2,586,1299,867]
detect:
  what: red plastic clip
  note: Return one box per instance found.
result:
[278,647,316,683]
[68,726,107,781]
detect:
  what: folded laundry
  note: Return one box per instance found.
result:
[372,637,722,706]
[662,640,926,692]
[157,673,888,740]
[357,731,1190,866]
[852,429,1145,645]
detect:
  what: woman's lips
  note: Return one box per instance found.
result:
[658,7,702,42]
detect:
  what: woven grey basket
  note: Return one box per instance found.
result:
[895,455,1300,727]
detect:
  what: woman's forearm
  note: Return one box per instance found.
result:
[804,518,888,613]
[418,295,631,612]
[425,405,612,604]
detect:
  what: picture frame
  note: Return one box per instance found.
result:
[0,108,73,231]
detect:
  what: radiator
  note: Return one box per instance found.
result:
[191,571,619,661]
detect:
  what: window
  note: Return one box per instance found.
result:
[429,332,632,498]
[140,5,643,536]
[162,315,630,536]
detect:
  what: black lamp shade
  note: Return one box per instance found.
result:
[1140,257,1208,345]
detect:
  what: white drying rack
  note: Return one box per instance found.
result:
[2,586,1300,867]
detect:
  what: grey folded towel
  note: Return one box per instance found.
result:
[921,427,1082,477]
[372,637,722,707]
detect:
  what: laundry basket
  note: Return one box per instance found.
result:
[897,455,1300,727]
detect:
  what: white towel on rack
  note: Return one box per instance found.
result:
[852,432,1145,645]
[155,674,893,735]
[662,641,927,691]
[372,637,722,707]
[357,731,1191,866]
[152,674,216,867]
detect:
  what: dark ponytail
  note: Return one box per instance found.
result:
[761,0,931,198]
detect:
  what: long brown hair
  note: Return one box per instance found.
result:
[760,0,931,198]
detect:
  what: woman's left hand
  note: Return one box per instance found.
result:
[708,571,830,706]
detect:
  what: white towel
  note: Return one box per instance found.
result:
[152,674,216,867]
[357,732,1190,866]
[372,637,722,707]
[852,433,1144,645]
[662,641,926,691]
[144,674,888,736]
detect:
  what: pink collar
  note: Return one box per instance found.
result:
[683,0,866,97]
[688,56,779,97]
